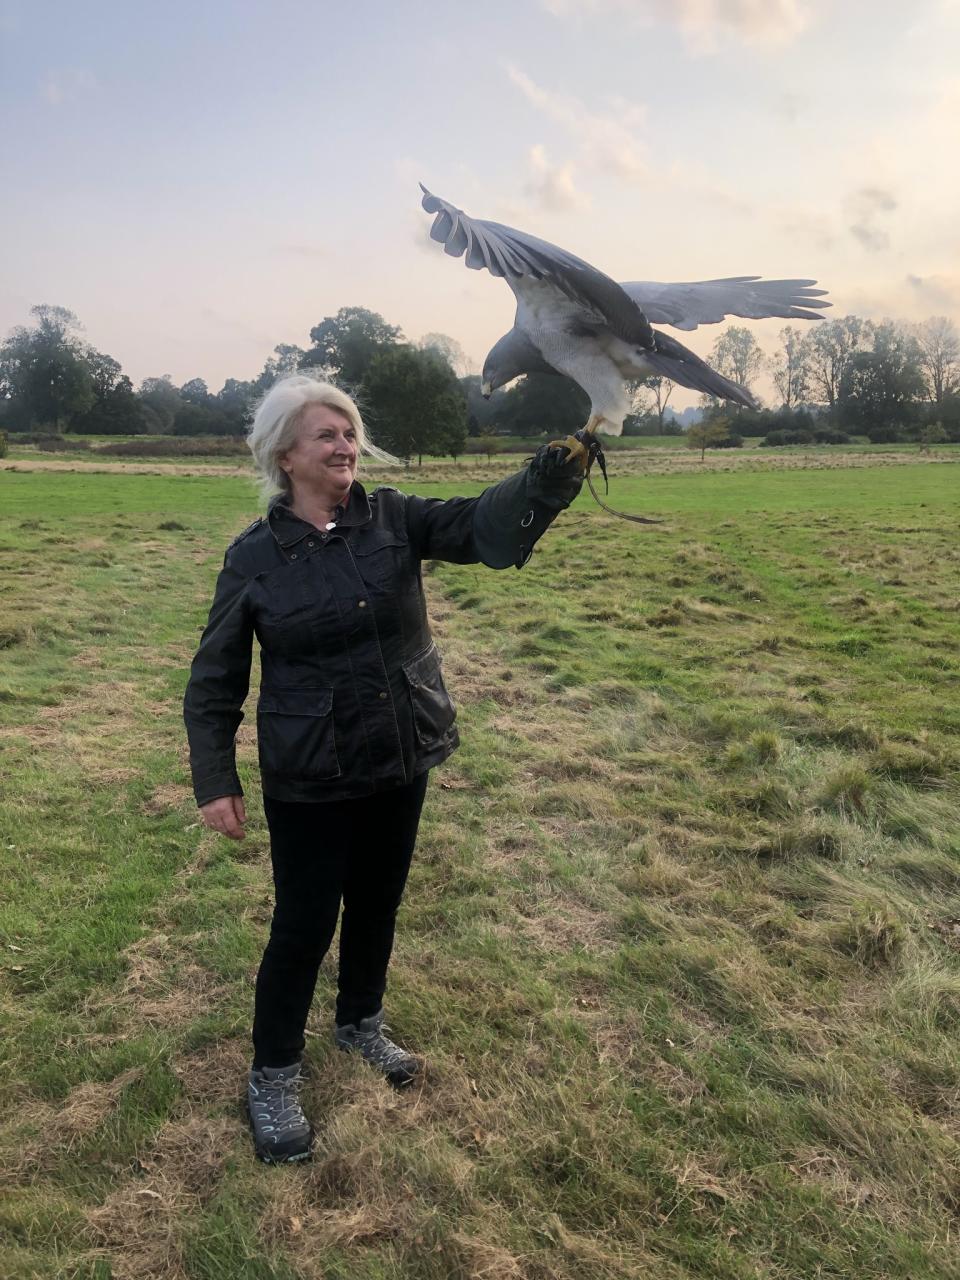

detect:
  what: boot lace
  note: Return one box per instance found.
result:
[352,1022,415,1071]
[250,1071,308,1138]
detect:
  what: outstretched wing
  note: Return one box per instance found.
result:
[421,185,655,351]
[620,277,831,331]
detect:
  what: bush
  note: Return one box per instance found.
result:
[721,406,818,438]
[91,436,249,457]
[866,426,903,444]
[0,431,6,459]
[36,436,90,452]
[709,432,743,449]
[919,423,949,448]
[813,429,851,444]
[6,431,67,444]
[761,429,816,447]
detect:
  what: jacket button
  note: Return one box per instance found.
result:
[378,691,388,699]
[358,600,367,609]
[307,540,315,548]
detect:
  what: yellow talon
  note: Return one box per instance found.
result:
[547,414,607,473]
[546,434,590,472]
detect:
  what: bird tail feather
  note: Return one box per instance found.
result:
[647,332,757,410]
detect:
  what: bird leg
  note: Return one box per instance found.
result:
[547,414,608,481]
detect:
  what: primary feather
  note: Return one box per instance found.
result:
[621,277,831,330]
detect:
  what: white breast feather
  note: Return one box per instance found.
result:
[513,279,632,432]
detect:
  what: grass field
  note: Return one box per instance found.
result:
[1,451,959,1279]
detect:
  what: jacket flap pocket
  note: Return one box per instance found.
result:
[353,527,408,557]
[258,687,333,716]
[402,644,442,688]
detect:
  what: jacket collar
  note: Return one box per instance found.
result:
[267,480,373,548]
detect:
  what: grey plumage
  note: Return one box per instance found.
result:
[422,185,654,350]
[421,186,831,432]
[620,277,830,330]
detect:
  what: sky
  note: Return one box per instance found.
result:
[2,0,959,408]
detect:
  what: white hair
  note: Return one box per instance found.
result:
[246,373,398,501]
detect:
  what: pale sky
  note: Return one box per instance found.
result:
[2,0,959,407]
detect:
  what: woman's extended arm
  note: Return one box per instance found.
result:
[405,446,584,568]
[183,551,255,808]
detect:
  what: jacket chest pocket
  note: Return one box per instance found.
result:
[403,644,456,747]
[253,563,335,654]
[352,529,409,594]
[257,687,341,780]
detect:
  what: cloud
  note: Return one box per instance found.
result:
[849,223,889,252]
[906,273,960,311]
[40,67,97,107]
[854,187,898,215]
[845,186,898,253]
[539,0,815,50]
[506,64,646,178]
[524,145,590,211]
[776,208,837,252]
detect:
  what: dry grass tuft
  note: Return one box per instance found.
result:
[172,1040,251,1107]
[54,1066,146,1145]
[448,1232,527,1278]
[828,903,907,968]
[104,931,229,1028]
[141,784,195,816]
[818,763,873,817]
[84,1116,238,1280]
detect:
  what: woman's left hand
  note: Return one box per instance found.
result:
[199,794,247,840]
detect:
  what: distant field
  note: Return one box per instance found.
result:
[7,431,958,470]
[1,456,959,1278]
[3,438,959,488]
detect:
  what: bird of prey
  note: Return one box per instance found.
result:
[420,185,830,469]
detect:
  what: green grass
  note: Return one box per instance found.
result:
[1,454,959,1278]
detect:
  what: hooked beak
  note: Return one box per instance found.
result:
[480,380,492,400]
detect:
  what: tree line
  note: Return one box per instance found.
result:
[635,316,960,446]
[1,304,958,460]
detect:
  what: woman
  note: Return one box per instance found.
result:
[183,374,583,1164]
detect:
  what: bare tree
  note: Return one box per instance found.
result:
[915,316,960,403]
[807,316,870,410]
[630,375,675,431]
[417,332,471,377]
[770,326,811,409]
[709,326,764,397]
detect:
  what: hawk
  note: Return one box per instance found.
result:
[420,185,830,470]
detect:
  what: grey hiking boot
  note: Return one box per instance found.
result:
[247,1062,313,1164]
[334,1010,421,1087]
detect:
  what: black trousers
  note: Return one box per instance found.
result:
[252,771,429,1069]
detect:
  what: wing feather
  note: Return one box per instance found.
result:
[421,184,655,350]
[620,277,832,330]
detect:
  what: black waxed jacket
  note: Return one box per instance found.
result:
[183,462,581,806]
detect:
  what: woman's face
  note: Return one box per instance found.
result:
[280,404,358,500]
